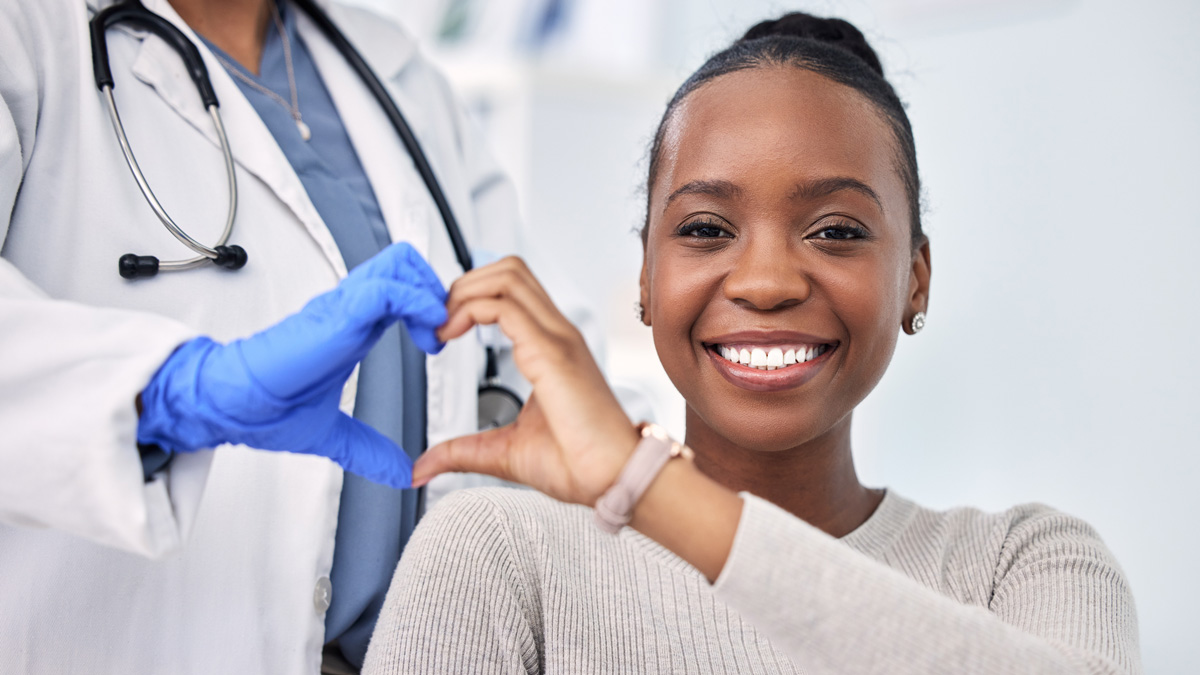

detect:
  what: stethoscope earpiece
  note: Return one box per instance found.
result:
[213,245,248,270]
[119,254,160,279]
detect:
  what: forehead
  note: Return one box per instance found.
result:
[654,66,905,215]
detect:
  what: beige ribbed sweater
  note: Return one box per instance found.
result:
[363,488,1140,674]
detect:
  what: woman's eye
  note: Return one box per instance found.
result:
[676,220,732,239]
[811,220,869,241]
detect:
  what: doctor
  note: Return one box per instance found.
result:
[0,0,549,671]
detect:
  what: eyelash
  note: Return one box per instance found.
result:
[675,218,869,243]
[811,219,870,241]
[675,219,731,239]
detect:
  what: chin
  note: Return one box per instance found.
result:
[687,403,846,454]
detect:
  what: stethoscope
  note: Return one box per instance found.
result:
[90,0,522,429]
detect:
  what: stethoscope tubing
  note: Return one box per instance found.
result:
[91,0,476,276]
[289,0,474,274]
[101,87,238,268]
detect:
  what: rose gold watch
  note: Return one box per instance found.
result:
[593,422,694,534]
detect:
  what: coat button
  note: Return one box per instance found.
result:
[313,576,333,613]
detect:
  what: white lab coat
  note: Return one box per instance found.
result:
[0,0,530,671]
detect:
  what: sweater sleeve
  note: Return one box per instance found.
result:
[362,490,542,674]
[711,494,1140,675]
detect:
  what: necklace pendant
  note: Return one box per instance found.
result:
[296,119,312,141]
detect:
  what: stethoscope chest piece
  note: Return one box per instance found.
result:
[478,383,522,430]
[477,346,522,429]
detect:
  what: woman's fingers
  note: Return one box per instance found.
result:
[438,296,539,346]
[444,258,563,328]
[411,425,515,487]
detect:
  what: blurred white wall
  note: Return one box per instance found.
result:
[351,0,1199,670]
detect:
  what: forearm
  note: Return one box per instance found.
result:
[627,459,741,582]
[629,466,1136,674]
[0,260,203,555]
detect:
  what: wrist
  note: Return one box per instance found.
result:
[137,337,220,452]
[592,422,694,532]
[583,423,641,508]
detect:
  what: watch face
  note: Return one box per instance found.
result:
[477,385,522,430]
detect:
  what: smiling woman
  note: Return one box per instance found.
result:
[362,12,1139,675]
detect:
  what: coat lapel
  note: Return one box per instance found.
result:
[296,4,436,275]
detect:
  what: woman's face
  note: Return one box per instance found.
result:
[641,66,930,452]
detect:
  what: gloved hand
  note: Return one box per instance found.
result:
[137,242,447,488]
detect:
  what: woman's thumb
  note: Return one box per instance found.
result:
[412,426,515,487]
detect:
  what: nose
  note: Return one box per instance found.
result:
[723,235,811,311]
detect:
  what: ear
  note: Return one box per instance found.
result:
[638,254,652,326]
[902,236,931,335]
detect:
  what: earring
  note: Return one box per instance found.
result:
[634,301,644,322]
[910,311,926,334]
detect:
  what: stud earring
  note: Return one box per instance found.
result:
[634,301,645,322]
[910,311,926,334]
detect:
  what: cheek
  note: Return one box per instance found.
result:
[826,252,908,382]
[646,252,719,372]
[832,261,903,336]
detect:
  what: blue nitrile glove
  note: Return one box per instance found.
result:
[137,242,447,488]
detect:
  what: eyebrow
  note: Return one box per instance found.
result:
[663,176,884,213]
[789,177,883,212]
[664,180,743,210]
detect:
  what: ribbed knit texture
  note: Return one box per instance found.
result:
[362,488,1140,674]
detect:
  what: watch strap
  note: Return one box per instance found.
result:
[594,422,693,534]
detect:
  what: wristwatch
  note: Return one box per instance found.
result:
[593,422,694,534]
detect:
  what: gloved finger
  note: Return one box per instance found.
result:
[353,242,447,304]
[344,277,448,355]
[322,412,414,489]
[406,323,444,355]
[340,276,448,330]
[410,425,516,488]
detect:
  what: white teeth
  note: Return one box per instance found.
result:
[717,343,830,370]
[766,348,783,368]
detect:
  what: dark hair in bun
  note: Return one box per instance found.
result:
[643,12,923,244]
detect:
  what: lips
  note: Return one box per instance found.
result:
[702,332,837,392]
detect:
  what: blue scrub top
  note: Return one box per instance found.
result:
[203,2,427,665]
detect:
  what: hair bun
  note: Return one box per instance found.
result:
[740,13,884,77]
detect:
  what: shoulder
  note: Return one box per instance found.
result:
[879,494,1127,598]
[422,486,589,530]
[875,492,1113,558]
[0,0,86,66]
[932,499,1117,569]
[411,487,591,564]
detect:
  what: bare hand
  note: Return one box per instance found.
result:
[412,257,638,506]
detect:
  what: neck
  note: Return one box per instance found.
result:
[169,0,273,75]
[684,410,882,538]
